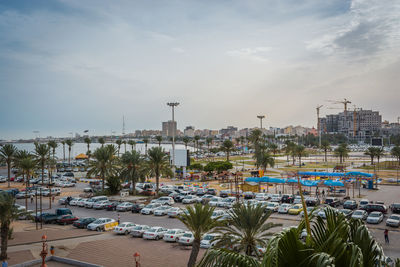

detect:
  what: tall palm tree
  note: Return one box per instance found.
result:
[334,143,349,164]
[84,137,91,156]
[183,136,190,150]
[18,156,35,209]
[34,143,50,213]
[115,139,122,157]
[194,136,200,156]
[123,140,127,153]
[268,143,279,157]
[120,151,143,195]
[61,141,66,162]
[248,129,263,147]
[391,145,400,164]
[296,145,307,168]
[375,147,384,167]
[47,140,57,160]
[0,144,17,188]
[220,140,234,162]
[143,137,149,155]
[155,136,163,147]
[320,140,331,162]
[254,151,274,171]
[146,147,172,195]
[364,147,377,165]
[98,137,105,147]
[178,204,221,267]
[128,140,136,151]
[199,207,386,267]
[88,145,118,191]
[214,203,281,256]
[0,193,20,261]
[65,139,73,165]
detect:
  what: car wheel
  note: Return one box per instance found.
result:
[97,227,102,232]
[156,236,159,240]
[125,230,129,235]
[64,222,67,226]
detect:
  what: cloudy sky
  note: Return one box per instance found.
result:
[1,0,399,139]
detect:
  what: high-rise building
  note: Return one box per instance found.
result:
[184,126,195,137]
[162,120,177,137]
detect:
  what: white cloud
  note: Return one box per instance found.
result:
[226,46,272,62]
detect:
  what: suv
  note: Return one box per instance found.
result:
[281,194,294,203]
[391,203,400,214]
[361,204,387,214]
[343,200,358,210]
[206,188,217,195]
[324,197,340,207]
[305,197,320,206]
[243,192,255,199]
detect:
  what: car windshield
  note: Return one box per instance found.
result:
[119,223,129,227]
[158,206,168,210]
[370,213,380,217]
[167,230,177,234]
[183,233,192,237]
[92,220,104,224]
[211,198,219,202]
[203,235,214,241]
[393,204,400,208]
[389,215,400,220]
[267,203,275,207]
[344,201,353,204]
[360,201,368,205]
[133,226,143,230]
[148,228,157,232]
[354,211,363,215]
[145,205,154,208]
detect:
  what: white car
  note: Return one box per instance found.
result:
[359,199,370,209]
[167,207,183,218]
[69,198,82,206]
[209,197,222,207]
[182,195,199,204]
[270,194,282,203]
[255,193,269,201]
[85,199,96,208]
[200,233,219,249]
[87,218,116,231]
[143,227,168,240]
[293,196,302,204]
[386,214,400,227]
[113,222,136,235]
[153,206,173,216]
[211,210,225,219]
[77,198,88,207]
[141,203,161,215]
[131,225,151,237]
[197,194,214,204]
[93,200,109,210]
[219,197,236,208]
[351,210,368,220]
[366,212,384,224]
[154,196,175,206]
[163,229,186,242]
[266,202,280,212]
[116,202,134,212]
[178,232,194,246]
[278,204,292,214]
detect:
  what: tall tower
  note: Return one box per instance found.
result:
[122,116,126,135]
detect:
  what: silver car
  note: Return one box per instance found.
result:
[131,225,150,237]
[386,214,400,227]
[116,202,134,212]
[366,212,383,224]
[351,210,368,220]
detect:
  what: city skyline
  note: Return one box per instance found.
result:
[1,0,400,139]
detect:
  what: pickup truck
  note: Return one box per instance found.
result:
[35,208,72,223]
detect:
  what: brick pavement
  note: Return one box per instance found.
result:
[67,236,205,267]
[6,250,34,266]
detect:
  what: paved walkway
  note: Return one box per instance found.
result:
[7,250,34,266]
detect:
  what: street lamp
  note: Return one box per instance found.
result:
[40,235,48,267]
[257,115,265,129]
[167,102,179,177]
[133,252,140,267]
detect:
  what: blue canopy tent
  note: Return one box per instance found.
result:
[323,180,344,187]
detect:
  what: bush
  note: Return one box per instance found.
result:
[106,176,121,195]
[188,163,203,171]
[204,161,233,173]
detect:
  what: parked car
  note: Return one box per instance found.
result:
[338,209,353,218]
[93,200,109,210]
[288,204,303,215]
[105,201,120,211]
[116,202,134,212]
[182,195,199,204]
[366,212,384,224]
[255,193,269,201]
[324,197,340,207]
[281,194,294,203]
[361,204,387,214]
[270,194,282,203]
[266,202,280,212]
[391,203,400,214]
[211,210,225,219]
[351,210,368,220]
[143,227,168,240]
[163,229,186,242]
[154,206,173,216]
[206,188,217,196]
[200,233,219,249]
[154,196,175,206]
[359,199,370,209]
[305,197,320,206]
[220,197,236,208]
[219,190,230,198]
[141,203,161,215]
[73,217,96,229]
[113,222,136,235]
[243,192,255,199]
[293,196,302,204]
[69,198,83,206]
[57,215,79,225]
[77,198,88,207]
[209,197,222,207]
[178,232,194,246]
[278,203,292,214]
[196,188,206,196]
[343,200,358,210]
[87,218,116,231]
[131,225,151,237]
[198,194,214,204]
[386,214,400,227]
[167,207,183,218]
[131,203,145,213]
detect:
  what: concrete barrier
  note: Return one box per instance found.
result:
[104,221,118,231]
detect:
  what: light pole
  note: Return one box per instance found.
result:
[167,102,179,177]
[257,115,265,129]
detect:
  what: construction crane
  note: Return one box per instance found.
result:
[326,98,352,114]
[316,105,323,147]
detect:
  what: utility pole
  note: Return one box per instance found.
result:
[122,115,126,136]
[167,102,179,178]
[316,105,323,147]
[257,115,265,129]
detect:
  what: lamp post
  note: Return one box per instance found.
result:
[257,115,265,129]
[133,252,140,267]
[40,235,48,267]
[167,102,179,178]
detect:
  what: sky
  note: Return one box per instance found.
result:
[1,0,400,140]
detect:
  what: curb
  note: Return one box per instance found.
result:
[9,232,101,247]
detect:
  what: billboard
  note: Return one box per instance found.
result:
[170,149,190,167]
[371,138,383,146]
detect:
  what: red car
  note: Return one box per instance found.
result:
[57,215,79,225]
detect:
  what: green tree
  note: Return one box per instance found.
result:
[214,203,281,256]
[15,152,35,209]
[194,136,200,156]
[220,140,234,162]
[143,137,149,155]
[106,176,121,195]
[375,147,384,166]
[146,147,172,195]
[334,143,349,164]
[128,140,136,151]
[248,129,263,147]
[0,144,17,188]
[120,151,144,195]
[98,137,105,147]
[183,136,190,150]
[47,140,58,161]
[123,140,127,153]
[61,140,66,161]
[155,136,163,147]
[320,140,331,162]
[115,139,122,157]
[296,145,307,168]
[0,193,20,261]
[391,145,400,164]
[88,145,118,191]
[65,139,73,165]
[206,137,213,159]
[268,143,279,156]
[33,143,50,185]
[84,137,91,157]
[178,204,221,267]
[364,147,377,165]
[254,152,274,171]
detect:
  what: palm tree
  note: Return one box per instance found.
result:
[268,143,279,156]
[123,140,127,153]
[320,140,331,162]
[296,145,307,168]
[84,137,91,156]
[199,207,386,267]
[178,204,221,267]
[146,147,172,195]
[88,145,118,191]
[194,135,200,156]
[155,136,163,147]
[0,193,20,261]
[65,139,73,165]
[128,140,136,151]
[0,144,17,188]
[98,137,105,147]
[364,147,377,165]
[143,137,149,155]
[183,136,190,150]
[214,203,281,256]
[47,140,57,160]
[391,145,400,164]
[18,156,35,209]
[115,139,122,157]
[254,151,274,171]
[248,129,263,147]
[220,140,234,162]
[375,147,384,167]
[61,141,66,161]
[34,143,50,212]
[334,143,349,164]
[120,151,143,195]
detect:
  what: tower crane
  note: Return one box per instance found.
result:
[326,98,352,114]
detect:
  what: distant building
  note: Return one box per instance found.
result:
[162,120,177,137]
[381,121,400,136]
[184,126,195,137]
[219,126,238,137]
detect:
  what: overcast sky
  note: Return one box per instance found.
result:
[1,0,399,140]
